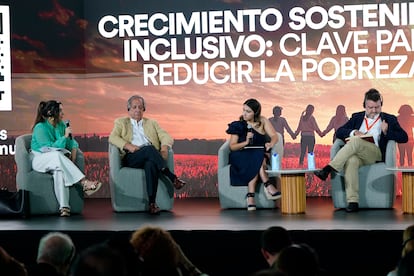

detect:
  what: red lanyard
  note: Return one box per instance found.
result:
[364,116,380,132]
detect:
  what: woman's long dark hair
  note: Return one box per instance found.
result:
[32,100,61,129]
[240,98,262,127]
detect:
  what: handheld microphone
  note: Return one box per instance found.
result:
[65,120,72,140]
[247,124,253,145]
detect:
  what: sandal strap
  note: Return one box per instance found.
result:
[264,181,271,187]
[82,180,97,190]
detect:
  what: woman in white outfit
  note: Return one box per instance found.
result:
[31,100,102,217]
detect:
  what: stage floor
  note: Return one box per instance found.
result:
[1,196,414,276]
[1,196,413,232]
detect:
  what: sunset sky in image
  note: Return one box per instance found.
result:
[2,0,413,146]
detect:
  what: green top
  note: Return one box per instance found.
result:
[31,120,79,152]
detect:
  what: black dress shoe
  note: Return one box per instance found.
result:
[149,203,161,215]
[314,169,329,181]
[346,202,359,213]
[314,165,335,181]
[173,177,186,190]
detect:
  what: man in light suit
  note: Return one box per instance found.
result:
[109,95,186,215]
[314,88,408,212]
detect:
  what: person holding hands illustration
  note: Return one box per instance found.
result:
[397,104,414,166]
[314,88,408,212]
[226,98,281,211]
[322,105,348,143]
[269,105,296,144]
[294,104,323,166]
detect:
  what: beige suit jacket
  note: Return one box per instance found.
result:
[109,117,173,158]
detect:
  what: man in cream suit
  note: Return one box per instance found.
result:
[109,95,186,215]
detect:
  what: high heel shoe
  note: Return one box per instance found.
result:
[246,192,256,211]
[264,182,281,200]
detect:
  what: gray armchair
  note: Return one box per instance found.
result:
[218,133,284,209]
[14,134,84,215]
[108,143,174,212]
[330,139,397,209]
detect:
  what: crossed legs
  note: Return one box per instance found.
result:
[315,137,381,210]
[124,145,185,214]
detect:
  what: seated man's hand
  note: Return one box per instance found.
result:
[354,130,365,137]
[124,143,139,153]
[160,145,169,160]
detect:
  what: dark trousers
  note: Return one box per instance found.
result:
[299,135,315,165]
[124,145,167,201]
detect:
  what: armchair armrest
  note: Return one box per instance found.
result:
[384,140,396,167]
[15,134,32,174]
[74,148,85,172]
[218,140,230,169]
[330,139,345,160]
[108,143,122,182]
[166,147,175,172]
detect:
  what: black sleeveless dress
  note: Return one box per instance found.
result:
[226,120,266,186]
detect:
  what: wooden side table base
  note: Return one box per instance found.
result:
[281,173,306,214]
[402,172,414,214]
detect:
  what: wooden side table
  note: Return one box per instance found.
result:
[387,168,414,214]
[266,169,316,214]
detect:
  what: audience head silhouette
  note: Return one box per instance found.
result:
[129,225,204,276]
[275,243,320,276]
[104,233,143,276]
[0,246,27,276]
[260,226,292,267]
[397,250,414,276]
[402,224,414,257]
[130,225,181,275]
[71,242,128,276]
[36,232,75,275]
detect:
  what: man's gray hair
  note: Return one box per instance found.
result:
[37,232,75,266]
[127,95,146,111]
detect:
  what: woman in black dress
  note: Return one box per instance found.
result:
[226,98,281,211]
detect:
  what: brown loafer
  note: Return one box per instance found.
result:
[173,177,186,190]
[149,203,161,215]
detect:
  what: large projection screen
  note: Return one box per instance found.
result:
[0,0,413,198]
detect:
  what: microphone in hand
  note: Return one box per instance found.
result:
[65,120,72,140]
[247,124,253,145]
